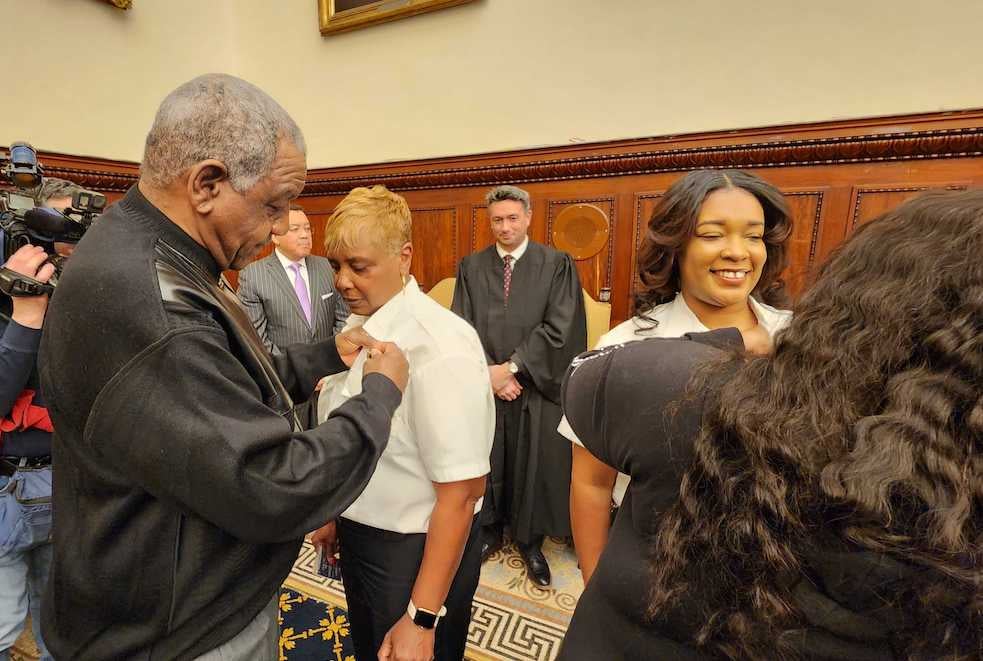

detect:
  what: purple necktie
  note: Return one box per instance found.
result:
[289,262,312,325]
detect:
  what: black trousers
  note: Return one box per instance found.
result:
[338,515,482,661]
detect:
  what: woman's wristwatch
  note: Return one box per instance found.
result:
[407,599,447,629]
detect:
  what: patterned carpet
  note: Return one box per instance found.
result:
[284,536,583,661]
[279,588,356,661]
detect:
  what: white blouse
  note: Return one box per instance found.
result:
[317,278,495,534]
[559,292,792,506]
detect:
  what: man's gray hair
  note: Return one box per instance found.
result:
[141,73,306,193]
[36,177,85,205]
[486,185,531,214]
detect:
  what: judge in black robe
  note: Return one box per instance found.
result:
[452,186,587,586]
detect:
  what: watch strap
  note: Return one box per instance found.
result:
[407,599,446,629]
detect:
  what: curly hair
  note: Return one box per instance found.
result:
[634,169,793,317]
[649,189,983,659]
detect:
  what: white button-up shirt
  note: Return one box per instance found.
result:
[559,292,792,506]
[317,277,495,533]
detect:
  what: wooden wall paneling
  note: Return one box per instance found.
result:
[546,196,616,299]
[409,207,458,292]
[17,110,983,327]
[848,183,970,231]
[307,209,334,259]
[631,190,666,276]
[470,205,494,254]
[779,188,827,296]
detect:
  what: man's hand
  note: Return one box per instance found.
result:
[488,363,513,391]
[364,342,410,392]
[740,325,773,356]
[377,614,435,661]
[310,520,339,559]
[495,375,522,401]
[335,326,383,368]
[4,245,55,329]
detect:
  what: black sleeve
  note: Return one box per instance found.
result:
[561,329,740,478]
[0,319,40,417]
[451,260,495,365]
[513,253,588,402]
[273,336,347,403]
[83,325,402,543]
[450,260,472,321]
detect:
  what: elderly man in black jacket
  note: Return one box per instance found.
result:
[38,73,409,661]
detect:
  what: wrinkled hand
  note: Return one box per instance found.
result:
[310,520,339,559]
[740,325,773,356]
[377,614,434,661]
[4,245,56,329]
[488,363,512,391]
[364,342,410,392]
[336,326,383,368]
[495,375,522,401]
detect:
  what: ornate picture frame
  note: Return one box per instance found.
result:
[318,0,477,36]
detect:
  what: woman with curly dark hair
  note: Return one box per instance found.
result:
[559,189,983,660]
[561,169,794,585]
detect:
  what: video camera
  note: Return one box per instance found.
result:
[0,142,106,296]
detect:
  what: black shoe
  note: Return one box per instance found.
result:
[480,528,503,563]
[518,543,552,587]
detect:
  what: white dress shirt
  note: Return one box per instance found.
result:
[495,236,529,262]
[559,292,792,506]
[274,248,310,295]
[317,277,495,533]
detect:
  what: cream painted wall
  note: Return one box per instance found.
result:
[2,0,238,161]
[3,0,982,168]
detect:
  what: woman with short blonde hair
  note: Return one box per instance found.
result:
[312,186,494,661]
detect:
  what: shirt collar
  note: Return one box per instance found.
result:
[659,292,711,336]
[748,297,791,335]
[664,291,789,336]
[121,185,221,280]
[496,236,529,262]
[343,276,421,340]
[274,248,306,271]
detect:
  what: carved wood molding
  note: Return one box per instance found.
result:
[41,164,138,193]
[303,125,983,195]
[469,205,485,252]
[16,112,983,197]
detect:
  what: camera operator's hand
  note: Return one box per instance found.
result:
[5,245,55,329]
[363,342,409,393]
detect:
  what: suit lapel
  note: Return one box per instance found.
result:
[266,256,311,330]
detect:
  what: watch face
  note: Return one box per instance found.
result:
[412,609,438,629]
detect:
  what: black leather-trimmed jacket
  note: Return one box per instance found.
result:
[39,185,401,660]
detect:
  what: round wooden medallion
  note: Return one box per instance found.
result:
[552,203,609,260]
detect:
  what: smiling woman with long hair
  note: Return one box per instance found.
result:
[560,189,983,660]
[562,169,794,585]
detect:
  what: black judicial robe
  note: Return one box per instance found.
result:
[452,241,587,542]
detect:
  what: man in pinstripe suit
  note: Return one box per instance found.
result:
[237,204,349,355]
